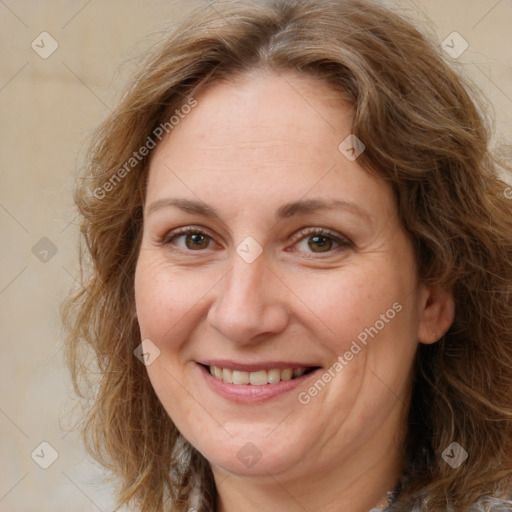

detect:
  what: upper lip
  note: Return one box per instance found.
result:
[199,360,322,372]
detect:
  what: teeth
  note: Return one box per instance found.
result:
[249,370,267,385]
[281,368,293,380]
[267,368,281,384]
[222,368,232,384]
[232,370,249,385]
[208,365,311,385]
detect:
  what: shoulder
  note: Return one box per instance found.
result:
[382,496,512,511]
[467,497,512,511]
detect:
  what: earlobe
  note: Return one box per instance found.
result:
[417,285,455,345]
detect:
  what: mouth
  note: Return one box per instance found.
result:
[196,361,322,403]
[202,364,319,385]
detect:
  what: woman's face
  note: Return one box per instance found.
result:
[134,71,440,482]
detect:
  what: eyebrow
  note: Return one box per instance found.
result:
[146,197,371,222]
[147,198,222,220]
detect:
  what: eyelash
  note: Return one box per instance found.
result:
[289,227,352,254]
[161,225,352,255]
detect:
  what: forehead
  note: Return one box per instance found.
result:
[146,70,392,218]
[156,70,350,155]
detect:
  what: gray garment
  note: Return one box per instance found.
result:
[371,496,512,512]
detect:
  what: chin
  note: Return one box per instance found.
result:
[191,428,309,478]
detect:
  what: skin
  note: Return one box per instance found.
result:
[134,69,454,512]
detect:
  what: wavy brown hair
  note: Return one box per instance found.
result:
[61,0,512,510]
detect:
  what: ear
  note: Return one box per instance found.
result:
[417,285,455,344]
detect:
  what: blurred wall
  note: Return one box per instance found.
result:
[1,1,511,510]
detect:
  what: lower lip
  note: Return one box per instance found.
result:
[197,364,320,404]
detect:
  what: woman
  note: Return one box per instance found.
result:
[62,0,512,510]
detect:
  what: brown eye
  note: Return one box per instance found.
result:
[184,233,211,250]
[307,235,335,253]
[165,229,214,251]
[290,226,353,256]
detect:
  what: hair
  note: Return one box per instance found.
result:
[61,0,512,510]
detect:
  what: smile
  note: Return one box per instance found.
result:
[208,365,315,385]
[197,362,322,403]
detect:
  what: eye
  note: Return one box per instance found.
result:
[164,227,215,251]
[161,226,351,255]
[291,228,351,254]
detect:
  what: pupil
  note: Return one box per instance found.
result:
[308,235,332,252]
[186,233,208,250]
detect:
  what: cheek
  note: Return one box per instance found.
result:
[134,256,206,419]
[286,262,415,356]
[134,255,202,345]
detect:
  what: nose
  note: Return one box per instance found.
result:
[207,252,289,346]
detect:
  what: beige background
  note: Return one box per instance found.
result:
[1,1,511,510]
